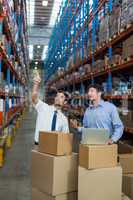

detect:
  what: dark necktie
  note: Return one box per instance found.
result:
[51,110,57,131]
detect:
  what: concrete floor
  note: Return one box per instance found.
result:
[0,110,36,200]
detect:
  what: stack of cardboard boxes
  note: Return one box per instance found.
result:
[78,144,122,200]
[31,130,133,200]
[119,142,133,199]
[109,4,121,38]
[31,132,78,200]
[98,15,109,46]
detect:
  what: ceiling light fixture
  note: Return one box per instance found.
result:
[35,61,38,65]
[42,45,48,60]
[49,0,62,27]
[42,1,48,6]
[37,45,41,48]
[27,0,35,26]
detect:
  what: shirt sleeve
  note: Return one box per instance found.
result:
[34,99,49,113]
[110,105,124,142]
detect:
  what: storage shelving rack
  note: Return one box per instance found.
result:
[45,0,133,135]
[0,0,28,166]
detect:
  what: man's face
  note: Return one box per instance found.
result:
[88,87,101,101]
[54,92,66,107]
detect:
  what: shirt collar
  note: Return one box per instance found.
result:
[53,105,61,113]
[89,100,104,109]
[98,100,105,107]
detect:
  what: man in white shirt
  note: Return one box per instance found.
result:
[32,74,69,145]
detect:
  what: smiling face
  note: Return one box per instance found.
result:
[87,87,102,102]
[54,92,66,107]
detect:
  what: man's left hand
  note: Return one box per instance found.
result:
[106,139,114,145]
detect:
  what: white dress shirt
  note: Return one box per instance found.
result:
[34,100,69,143]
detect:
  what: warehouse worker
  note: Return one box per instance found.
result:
[32,74,69,145]
[71,84,124,144]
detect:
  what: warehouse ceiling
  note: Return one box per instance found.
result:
[26,0,63,65]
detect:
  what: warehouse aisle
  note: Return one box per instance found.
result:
[0,109,36,200]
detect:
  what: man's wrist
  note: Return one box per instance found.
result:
[111,137,117,143]
[33,81,40,86]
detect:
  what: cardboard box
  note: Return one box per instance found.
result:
[39,132,73,156]
[122,35,133,59]
[119,154,133,174]
[118,141,133,154]
[32,187,77,200]
[78,166,122,200]
[31,150,78,196]
[79,144,117,169]
[122,174,133,200]
[122,193,131,200]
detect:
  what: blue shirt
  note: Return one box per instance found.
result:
[83,100,124,142]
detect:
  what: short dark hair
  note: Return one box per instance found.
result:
[56,89,69,99]
[87,84,103,93]
[48,88,69,99]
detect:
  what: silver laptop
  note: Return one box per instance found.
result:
[81,128,110,145]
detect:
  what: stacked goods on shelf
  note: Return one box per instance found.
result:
[31,132,78,200]
[47,0,133,86]
[120,111,133,128]
[121,0,128,30]
[0,99,5,126]
[127,0,133,25]
[122,35,133,60]
[84,64,91,74]
[104,75,133,96]
[108,54,122,67]
[98,15,109,46]
[78,66,86,77]
[121,0,133,30]
[92,59,105,73]
[0,0,28,166]
[4,0,18,39]
[109,3,121,38]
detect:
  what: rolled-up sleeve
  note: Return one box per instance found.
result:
[110,106,124,142]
